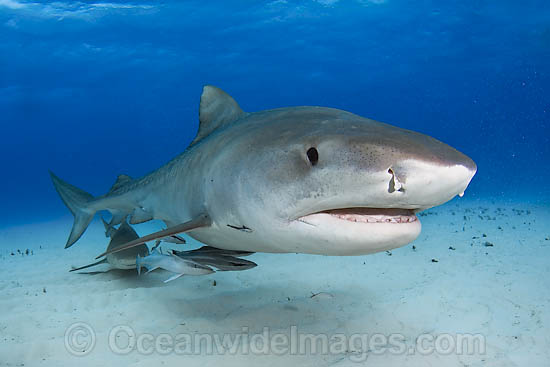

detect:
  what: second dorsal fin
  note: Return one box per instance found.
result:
[108,174,132,194]
[190,86,247,146]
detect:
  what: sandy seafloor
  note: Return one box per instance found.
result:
[0,198,549,367]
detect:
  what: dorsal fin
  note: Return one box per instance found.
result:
[108,174,132,194]
[191,86,247,146]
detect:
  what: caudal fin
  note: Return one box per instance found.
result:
[50,171,97,248]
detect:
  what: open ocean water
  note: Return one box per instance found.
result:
[0,1,549,366]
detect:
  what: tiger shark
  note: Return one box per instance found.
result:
[50,85,476,258]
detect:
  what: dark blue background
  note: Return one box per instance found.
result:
[1,0,549,226]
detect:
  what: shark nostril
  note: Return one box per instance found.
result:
[388,168,405,193]
[388,169,396,193]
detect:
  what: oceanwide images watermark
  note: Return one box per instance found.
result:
[65,322,486,361]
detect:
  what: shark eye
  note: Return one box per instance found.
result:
[306,147,319,166]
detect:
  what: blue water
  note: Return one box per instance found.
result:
[1,0,549,226]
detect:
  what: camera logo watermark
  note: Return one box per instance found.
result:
[65,323,485,362]
[65,322,96,356]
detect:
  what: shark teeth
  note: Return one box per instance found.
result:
[323,208,417,224]
[329,214,417,223]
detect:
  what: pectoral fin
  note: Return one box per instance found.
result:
[95,214,212,259]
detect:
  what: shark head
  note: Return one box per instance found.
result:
[194,87,476,255]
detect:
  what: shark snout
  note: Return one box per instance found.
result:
[456,154,477,174]
[387,156,476,210]
[372,127,478,209]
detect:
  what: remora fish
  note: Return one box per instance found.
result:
[172,246,257,271]
[70,218,149,272]
[136,249,214,283]
[51,85,476,257]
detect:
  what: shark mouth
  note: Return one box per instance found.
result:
[292,207,422,255]
[298,208,418,224]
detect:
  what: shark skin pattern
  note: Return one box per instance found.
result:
[51,85,476,258]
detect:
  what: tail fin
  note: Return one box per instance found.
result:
[50,171,97,248]
[69,258,107,272]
